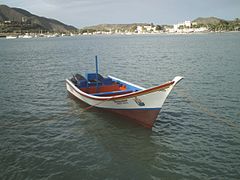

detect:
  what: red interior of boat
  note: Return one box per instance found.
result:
[80,83,127,94]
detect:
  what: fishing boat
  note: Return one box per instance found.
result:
[66,56,183,128]
[6,35,17,39]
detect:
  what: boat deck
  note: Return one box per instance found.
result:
[91,89,133,96]
[70,73,141,97]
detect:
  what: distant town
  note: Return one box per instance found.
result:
[1,19,240,39]
[80,21,210,36]
[0,5,240,39]
[78,17,240,36]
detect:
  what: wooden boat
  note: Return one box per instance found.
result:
[66,57,183,128]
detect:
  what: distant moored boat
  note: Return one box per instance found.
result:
[6,35,17,39]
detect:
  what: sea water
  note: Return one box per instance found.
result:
[0,33,239,179]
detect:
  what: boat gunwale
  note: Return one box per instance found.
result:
[108,75,146,90]
[66,78,174,101]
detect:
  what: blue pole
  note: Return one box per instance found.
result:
[95,56,99,92]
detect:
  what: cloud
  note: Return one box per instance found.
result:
[42,0,115,9]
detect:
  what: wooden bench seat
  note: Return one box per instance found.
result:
[92,90,133,96]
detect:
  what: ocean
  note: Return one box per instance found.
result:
[0,33,240,179]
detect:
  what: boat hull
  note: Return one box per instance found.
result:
[109,108,161,128]
[66,76,183,128]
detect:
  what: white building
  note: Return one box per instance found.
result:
[194,27,208,32]
[136,25,156,33]
[173,21,192,32]
[144,25,152,31]
[137,26,143,33]
[192,22,198,26]
[184,21,191,27]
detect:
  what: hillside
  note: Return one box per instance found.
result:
[192,17,240,31]
[192,17,228,25]
[0,4,77,33]
[81,23,151,33]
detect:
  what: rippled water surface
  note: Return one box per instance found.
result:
[0,33,240,179]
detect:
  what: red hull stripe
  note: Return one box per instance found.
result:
[66,80,174,101]
[109,108,161,128]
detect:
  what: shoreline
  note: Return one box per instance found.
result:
[0,31,239,39]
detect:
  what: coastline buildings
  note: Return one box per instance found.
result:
[136,25,158,33]
[170,20,208,33]
[2,19,238,39]
[80,20,210,36]
[173,21,191,31]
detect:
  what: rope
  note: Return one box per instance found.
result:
[79,97,112,114]
[79,85,240,131]
[178,87,240,129]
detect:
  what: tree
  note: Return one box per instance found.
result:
[155,25,162,31]
[141,26,147,32]
[130,25,137,32]
[178,25,184,29]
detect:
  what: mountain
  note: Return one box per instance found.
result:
[0,4,77,33]
[192,17,228,25]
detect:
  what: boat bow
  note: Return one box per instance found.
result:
[172,76,184,86]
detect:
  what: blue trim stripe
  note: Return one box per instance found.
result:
[100,107,161,111]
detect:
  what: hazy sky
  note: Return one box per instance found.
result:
[1,0,240,28]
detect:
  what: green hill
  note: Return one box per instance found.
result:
[193,17,240,31]
[193,17,228,25]
[0,4,77,33]
[80,23,151,33]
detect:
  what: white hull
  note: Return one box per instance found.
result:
[66,75,183,128]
